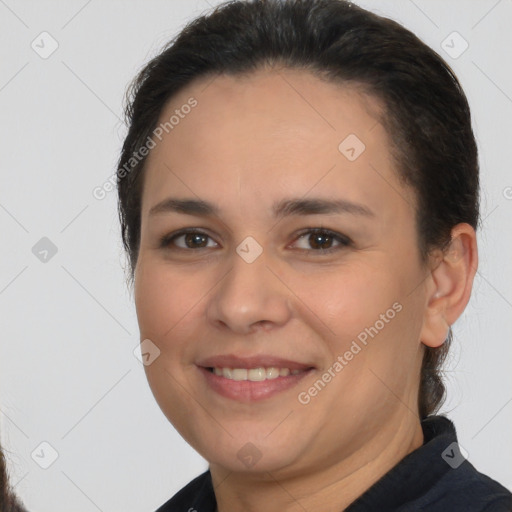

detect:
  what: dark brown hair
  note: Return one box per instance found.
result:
[116,0,480,418]
[1,444,27,512]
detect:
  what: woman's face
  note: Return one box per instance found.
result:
[134,68,432,475]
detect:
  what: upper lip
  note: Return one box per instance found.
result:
[197,354,315,371]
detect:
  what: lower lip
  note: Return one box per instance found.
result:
[198,366,314,402]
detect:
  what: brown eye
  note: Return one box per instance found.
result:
[182,232,209,248]
[160,229,218,250]
[292,228,352,253]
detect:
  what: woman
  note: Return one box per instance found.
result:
[117,0,512,510]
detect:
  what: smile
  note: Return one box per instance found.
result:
[199,365,314,402]
[209,367,303,381]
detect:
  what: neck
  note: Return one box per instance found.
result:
[210,412,424,512]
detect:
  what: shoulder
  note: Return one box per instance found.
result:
[424,457,512,511]
[406,415,512,511]
[347,415,512,512]
[154,470,216,512]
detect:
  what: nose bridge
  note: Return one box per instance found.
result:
[207,242,291,332]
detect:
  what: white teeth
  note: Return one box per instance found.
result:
[247,368,266,381]
[211,366,308,381]
[232,368,248,381]
[266,367,280,380]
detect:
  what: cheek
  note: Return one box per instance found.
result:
[301,261,422,377]
[300,262,397,338]
[134,261,206,429]
[134,260,204,342]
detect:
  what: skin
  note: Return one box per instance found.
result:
[133,67,478,512]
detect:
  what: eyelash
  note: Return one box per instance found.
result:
[159,227,352,254]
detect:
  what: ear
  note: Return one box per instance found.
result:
[420,223,478,348]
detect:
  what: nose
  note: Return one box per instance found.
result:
[206,248,292,334]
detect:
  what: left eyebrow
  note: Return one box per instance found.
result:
[272,197,375,219]
[148,196,375,219]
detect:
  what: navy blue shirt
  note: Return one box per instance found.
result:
[155,415,512,511]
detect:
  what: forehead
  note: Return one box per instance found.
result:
[141,67,415,222]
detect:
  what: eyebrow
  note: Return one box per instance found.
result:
[148,197,375,219]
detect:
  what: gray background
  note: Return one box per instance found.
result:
[0,0,511,510]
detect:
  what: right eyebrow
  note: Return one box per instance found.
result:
[149,198,219,218]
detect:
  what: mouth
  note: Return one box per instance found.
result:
[196,354,315,402]
[205,366,307,381]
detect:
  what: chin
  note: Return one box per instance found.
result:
[194,432,304,474]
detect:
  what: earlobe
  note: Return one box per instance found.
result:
[420,223,478,349]
[421,298,450,348]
